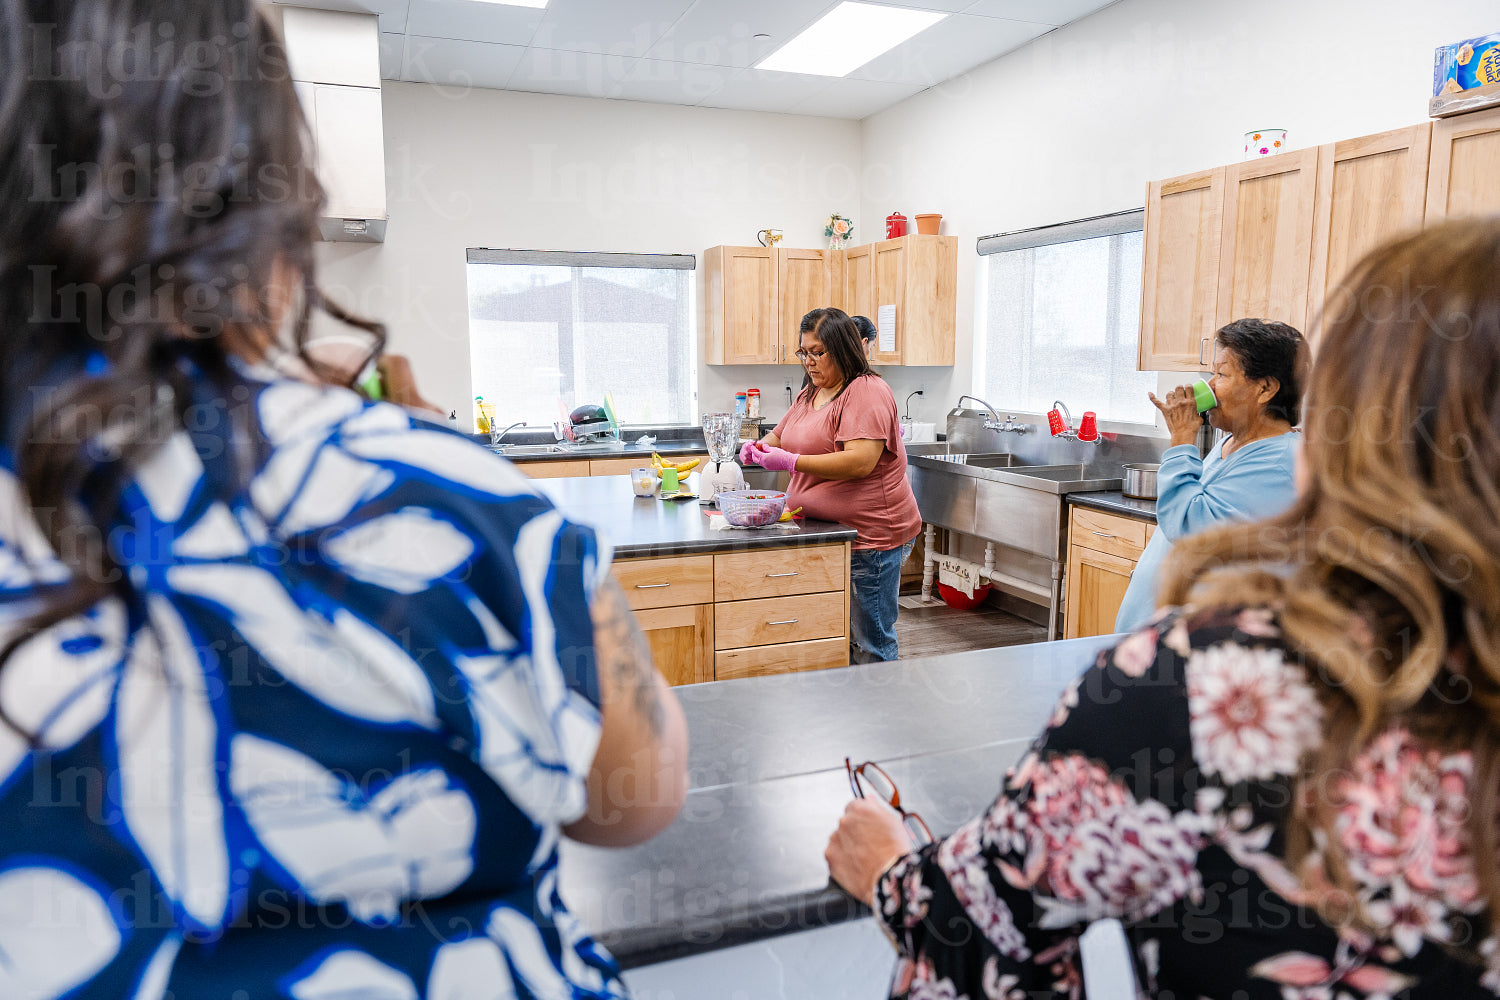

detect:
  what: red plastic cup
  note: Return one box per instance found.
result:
[1046,408,1067,436]
[1078,411,1098,441]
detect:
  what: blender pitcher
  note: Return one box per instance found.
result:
[699,412,745,502]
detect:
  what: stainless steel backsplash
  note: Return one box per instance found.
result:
[944,409,1179,468]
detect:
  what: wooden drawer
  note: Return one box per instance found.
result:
[1071,507,1151,561]
[590,454,709,477]
[716,637,847,681]
[511,459,592,479]
[612,555,714,610]
[713,543,847,602]
[714,591,845,649]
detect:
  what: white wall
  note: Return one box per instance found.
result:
[860,0,1497,430]
[314,83,861,426]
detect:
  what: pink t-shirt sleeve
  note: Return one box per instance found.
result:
[831,376,900,451]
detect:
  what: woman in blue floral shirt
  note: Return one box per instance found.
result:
[828,222,1500,998]
[0,3,686,997]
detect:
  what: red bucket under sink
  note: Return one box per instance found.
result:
[937,581,991,610]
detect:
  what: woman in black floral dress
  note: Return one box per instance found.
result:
[826,220,1500,999]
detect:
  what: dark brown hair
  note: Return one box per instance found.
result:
[1161,220,1500,947]
[796,307,872,404]
[0,1,381,718]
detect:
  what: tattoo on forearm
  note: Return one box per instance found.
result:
[596,582,666,739]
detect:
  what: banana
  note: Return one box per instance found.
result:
[650,452,664,470]
[778,506,802,523]
[673,458,699,473]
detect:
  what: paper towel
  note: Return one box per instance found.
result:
[907,422,936,443]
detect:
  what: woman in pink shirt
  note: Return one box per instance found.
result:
[742,309,923,662]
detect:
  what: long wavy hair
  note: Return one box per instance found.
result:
[0,1,381,714]
[1160,221,1500,942]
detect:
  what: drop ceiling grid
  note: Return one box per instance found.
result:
[300,0,1120,118]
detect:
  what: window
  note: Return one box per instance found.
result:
[466,250,697,427]
[974,211,1156,425]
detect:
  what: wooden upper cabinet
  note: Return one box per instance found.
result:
[1307,124,1431,352]
[899,235,958,366]
[1138,167,1225,372]
[870,238,907,365]
[842,243,875,324]
[1426,106,1500,223]
[1216,147,1319,335]
[777,248,830,365]
[703,245,777,364]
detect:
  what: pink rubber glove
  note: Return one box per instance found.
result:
[748,441,799,473]
[738,440,759,466]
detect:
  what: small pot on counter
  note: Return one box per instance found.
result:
[1122,463,1159,500]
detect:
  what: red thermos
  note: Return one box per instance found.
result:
[885,212,908,238]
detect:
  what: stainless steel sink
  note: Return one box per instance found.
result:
[490,443,568,457]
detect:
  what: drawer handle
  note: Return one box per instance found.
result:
[766,619,800,626]
[1198,337,1209,365]
[635,583,671,589]
[1091,531,1117,538]
[765,572,799,578]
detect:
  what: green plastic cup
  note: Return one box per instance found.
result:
[660,467,680,493]
[1191,378,1217,413]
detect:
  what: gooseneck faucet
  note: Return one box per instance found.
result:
[957,395,1031,433]
[490,421,527,448]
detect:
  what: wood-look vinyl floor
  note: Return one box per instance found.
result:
[894,599,1047,660]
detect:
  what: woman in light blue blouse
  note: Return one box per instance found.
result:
[0,3,686,998]
[1114,319,1308,632]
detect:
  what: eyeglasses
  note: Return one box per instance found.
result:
[794,348,827,363]
[846,757,933,846]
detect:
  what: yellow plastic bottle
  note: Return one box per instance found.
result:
[474,396,494,434]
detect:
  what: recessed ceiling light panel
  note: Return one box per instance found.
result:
[754,2,946,78]
[469,0,550,8]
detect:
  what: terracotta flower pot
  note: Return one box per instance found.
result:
[915,213,942,235]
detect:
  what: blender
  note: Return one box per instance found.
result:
[698,412,745,503]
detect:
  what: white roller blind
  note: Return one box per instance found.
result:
[975,227,1156,425]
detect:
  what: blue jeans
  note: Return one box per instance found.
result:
[849,539,916,664]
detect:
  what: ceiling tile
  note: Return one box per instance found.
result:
[849,13,1048,84]
[527,0,698,58]
[644,0,836,69]
[405,0,546,46]
[270,0,412,34]
[378,32,405,80]
[696,67,836,114]
[878,0,973,10]
[505,47,638,100]
[401,34,526,90]
[962,0,1116,27]
[613,58,734,106]
[788,77,927,120]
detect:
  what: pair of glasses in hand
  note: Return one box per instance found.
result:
[846,757,933,846]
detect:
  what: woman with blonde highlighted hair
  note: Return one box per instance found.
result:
[826,221,1500,997]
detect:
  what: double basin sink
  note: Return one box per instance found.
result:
[905,443,1122,562]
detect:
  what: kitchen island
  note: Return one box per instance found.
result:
[532,475,858,684]
[558,633,1121,979]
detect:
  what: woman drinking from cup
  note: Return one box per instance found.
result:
[1114,318,1308,632]
[741,309,921,662]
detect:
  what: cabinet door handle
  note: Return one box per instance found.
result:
[1091,531,1117,538]
[635,583,671,589]
[766,619,799,626]
[765,572,798,578]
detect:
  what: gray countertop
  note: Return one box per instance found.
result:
[532,475,857,559]
[1067,490,1159,522]
[558,633,1122,968]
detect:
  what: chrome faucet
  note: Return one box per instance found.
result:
[957,395,1031,433]
[1048,400,1098,444]
[490,420,527,448]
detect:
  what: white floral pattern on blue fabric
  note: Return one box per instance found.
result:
[231,734,477,924]
[284,948,418,1000]
[0,377,616,997]
[0,863,124,1000]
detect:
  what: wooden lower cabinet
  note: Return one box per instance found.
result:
[1063,507,1156,639]
[635,604,714,686]
[612,541,850,685]
[511,459,592,479]
[511,455,710,479]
